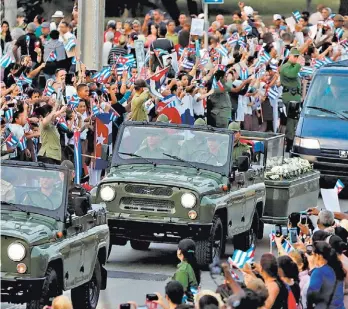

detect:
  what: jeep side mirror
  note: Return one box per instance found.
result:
[237,156,250,172]
[101,144,108,161]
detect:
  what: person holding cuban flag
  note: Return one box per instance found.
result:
[58,21,77,66]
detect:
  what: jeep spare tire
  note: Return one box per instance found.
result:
[71,259,102,309]
[130,240,151,250]
[196,216,225,269]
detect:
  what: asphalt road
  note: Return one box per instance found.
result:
[2,197,348,309]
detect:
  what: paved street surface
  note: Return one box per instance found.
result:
[2,197,347,309]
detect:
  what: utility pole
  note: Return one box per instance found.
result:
[4,0,17,28]
[77,0,105,70]
[203,2,208,50]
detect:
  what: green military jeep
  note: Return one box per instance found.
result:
[1,160,109,309]
[93,122,266,267]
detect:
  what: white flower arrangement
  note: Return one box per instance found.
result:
[265,157,313,180]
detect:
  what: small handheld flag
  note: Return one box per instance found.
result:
[293,11,302,22]
[65,38,76,52]
[67,94,80,108]
[282,239,294,253]
[5,133,19,150]
[4,108,14,122]
[230,245,255,269]
[240,67,249,80]
[47,51,57,62]
[216,44,228,58]
[17,136,27,151]
[109,110,120,122]
[335,179,345,194]
[268,86,279,101]
[0,54,14,68]
[73,131,82,184]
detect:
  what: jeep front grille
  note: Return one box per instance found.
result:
[125,184,173,197]
[120,197,175,213]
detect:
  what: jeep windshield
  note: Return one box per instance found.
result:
[304,74,348,119]
[1,164,67,220]
[113,123,233,176]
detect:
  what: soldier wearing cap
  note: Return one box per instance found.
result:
[130,80,150,122]
[228,122,250,162]
[156,114,170,123]
[280,48,302,152]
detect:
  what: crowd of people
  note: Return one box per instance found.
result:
[1,1,348,182]
[43,207,348,309]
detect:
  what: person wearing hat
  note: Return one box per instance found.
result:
[40,22,51,43]
[280,48,303,152]
[13,22,38,64]
[50,11,65,31]
[173,239,200,302]
[228,122,250,162]
[130,79,150,122]
[135,129,166,159]
[333,14,346,42]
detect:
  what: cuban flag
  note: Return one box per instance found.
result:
[5,133,19,150]
[238,37,247,49]
[335,179,345,194]
[282,239,294,253]
[160,94,180,109]
[43,84,55,96]
[47,51,57,62]
[67,94,80,108]
[217,64,226,71]
[146,67,168,99]
[335,28,344,40]
[216,44,228,57]
[0,54,14,68]
[15,73,33,86]
[340,40,348,50]
[18,136,27,151]
[65,38,76,52]
[57,117,69,131]
[109,109,120,122]
[127,75,136,85]
[243,24,252,35]
[269,231,276,243]
[230,245,255,269]
[182,58,194,70]
[240,67,249,80]
[299,66,314,77]
[94,67,112,82]
[268,86,279,100]
[92,103,101,116]
[213,77,225,91]
[270,62,278,72]
[292,10,302,22]
[116,64,129,76]
[122,54,136,67]
[154,48,169,57]
[95,113,112,170]
[227,33,239,46]
[5,108,14,122]
[260,50,271,63]
[73,131,82,184]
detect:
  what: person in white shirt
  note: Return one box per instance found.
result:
[103,31,114,67]
[50,11,65,31]
[193,86,214,120]
[58,21,76,60]
[309,4,325,25]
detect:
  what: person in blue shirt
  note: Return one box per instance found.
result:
[307,241,345,309]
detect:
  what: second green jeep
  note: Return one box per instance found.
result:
[93,122,266,267]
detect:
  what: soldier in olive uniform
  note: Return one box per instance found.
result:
[228,122,250,162]
[135,132,166,159]
[280,48,303,152]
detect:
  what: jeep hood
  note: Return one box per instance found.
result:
[103,165,226,194]
[1,211,58,245]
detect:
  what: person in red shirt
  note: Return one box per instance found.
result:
[103,20,122,44]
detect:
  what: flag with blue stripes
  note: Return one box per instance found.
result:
[0,54,14,68]
[227,33,239,46]
[57,117,69,131]
[73,131,82,184]
[154,48,169,57]
[212,76,218,89]
[5,108,14,122]
[92,104,100,116]
[161,94,180,108]
[299,66,314,77]
[292,10,302,22]
[47,50,57,62]
[270,62,278,72]
[335,179,345,194]
[67,94,80,108]
[216,44,228,57]
[260,50,271,63]
[240,67,249,80]
[43,84,55,96]
[109,110,120,122]
[182,58,194,70]
[5,133,19,150]
[335,28,344,40]
[231,244,255,269]
[18,136,27,151]
[15,73,33,86]
[65,38,76,52]
[268,86,279,100]
[238,37,247,49]
[244,24,252,35]
[282,240,294,253]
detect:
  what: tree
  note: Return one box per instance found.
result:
[339,0,348,15]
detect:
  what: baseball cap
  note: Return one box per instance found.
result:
[243,6,254,17]
[333,14,344,22]
[273,14,282,21]
[290,48,300,56]
[61,160,74,170]
[228,122,241,131]
[41,22,50,28]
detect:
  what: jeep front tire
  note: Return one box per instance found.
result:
[71,259,102,309]
[27,267,62,309]
[196,216,225,269]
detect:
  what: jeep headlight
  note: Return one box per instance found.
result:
[8,242,26,262]
[181,193,197,208]
[100,186,116,202]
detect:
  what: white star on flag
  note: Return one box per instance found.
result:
[96,133,106,145]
